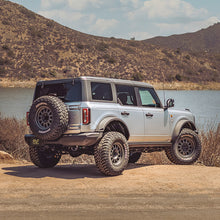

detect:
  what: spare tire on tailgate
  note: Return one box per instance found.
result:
[29,95,68,141]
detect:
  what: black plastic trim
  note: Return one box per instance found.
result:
[25,132,102,147]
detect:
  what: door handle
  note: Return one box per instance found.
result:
[145,113,153,117]
[121,111,130,116]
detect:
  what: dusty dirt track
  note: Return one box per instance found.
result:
[0,163,219,220]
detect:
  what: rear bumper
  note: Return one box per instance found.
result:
[25,132,102,147]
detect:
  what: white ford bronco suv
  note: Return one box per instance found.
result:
[25,76,201,176]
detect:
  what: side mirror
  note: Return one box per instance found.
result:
[165,98,174,109]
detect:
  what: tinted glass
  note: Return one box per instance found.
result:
[116,85,137,106]
[138,87,161,107]
[35,81,82,102]
[91,82,113,101]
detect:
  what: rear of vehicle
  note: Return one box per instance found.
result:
[26,78,102,144]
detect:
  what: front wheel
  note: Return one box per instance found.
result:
[29,145,61,168]
[94,132,129,176]
[165,128,201,165]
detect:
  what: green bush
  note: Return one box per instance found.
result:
[22,62,32,70]
[19,7,36,19]
[175,74,182,81]
[0,67,6,76]
[2,20,10,25]
[76,44,84,49]
[132,72,144,81]
[185,55,191,60]
[29,27,43,38]
[102,54,116,64]
[96,42,109,51]
[7,50,14,58]
[2,45,9,50]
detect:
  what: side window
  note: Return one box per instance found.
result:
[138,87,161,107]
[116,85,137,106]
[91,82,113,101]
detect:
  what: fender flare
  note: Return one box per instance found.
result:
[171,120,196,143]
[96,117,130,139]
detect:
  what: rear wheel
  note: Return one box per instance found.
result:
[165,128,201,165]
[128,152,142,163]
[29,145,61,168]
[94,132,129,176]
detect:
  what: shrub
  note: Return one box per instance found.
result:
[76,44,84,49]
[7,50,14,58]
[128,41,137,47]
[0,58,5,65]
[2,20,10,25]
[29,27,43,38]
[185,55,191,60]
[132,72,144,81]
[2,45,9,50]
[46,21,54,28]
[175,74,182,81]
[22,62,32,70]
[96,42,109,51]
[0,115,29,161]
[175,48,181,54]
[102,54,116,64]
[0,67,6,76]
[19,7,36,19]
[199,125,220,167]
[49,71,57,77]
[0,57,10,65]
[162,49,174,58]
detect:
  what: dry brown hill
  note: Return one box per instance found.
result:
[144,23,220,53]
[0,0,219,83]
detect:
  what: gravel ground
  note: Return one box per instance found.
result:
[0,163,219,220]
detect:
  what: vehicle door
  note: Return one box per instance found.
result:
[116,84,145,142]
[137,87,170,142]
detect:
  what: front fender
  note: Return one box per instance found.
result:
[171,120,196,143]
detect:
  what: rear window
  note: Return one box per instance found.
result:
[91,82,113,101]
[34,81,82,102]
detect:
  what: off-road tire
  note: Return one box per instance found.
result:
[29,145,61,168]
[165,128,201,165]
[94,132,129,176]
[29,96,68,141]
[129,152,142,163]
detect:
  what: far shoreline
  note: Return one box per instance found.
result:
[0,78,220,90]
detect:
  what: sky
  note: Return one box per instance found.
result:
[9,0,220,40]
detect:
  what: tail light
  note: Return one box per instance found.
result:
[82,108,90,125]
[26,112,29,126]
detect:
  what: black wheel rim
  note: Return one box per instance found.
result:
[35,106,53,130]
[176,135,196,158]
[110,142,124,166]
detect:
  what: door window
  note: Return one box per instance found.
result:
[138,88,161,107]
[116,85,137,106]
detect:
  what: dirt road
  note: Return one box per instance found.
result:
[0,163,219,220]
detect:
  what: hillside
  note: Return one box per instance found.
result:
[0,0,219,84]
[145,23,220,53]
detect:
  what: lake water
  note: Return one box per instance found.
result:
[0,88,219,130]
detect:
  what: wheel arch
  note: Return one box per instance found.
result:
[96,117,130,140]
[171,120,196,143]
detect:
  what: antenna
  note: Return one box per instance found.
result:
[161,70,166,107]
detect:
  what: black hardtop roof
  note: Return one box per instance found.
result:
[36,76,153,88]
